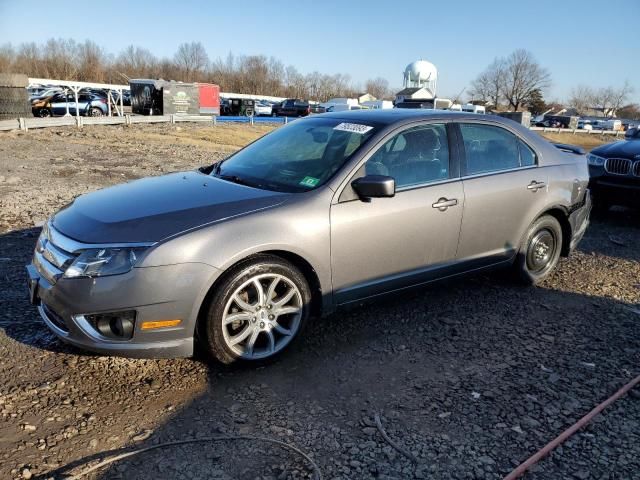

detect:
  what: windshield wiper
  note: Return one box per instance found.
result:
[216,173,259,189]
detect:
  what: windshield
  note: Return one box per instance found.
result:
[214,117,377,192]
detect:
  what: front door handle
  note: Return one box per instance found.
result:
[527,181,547,191]
[432,197,458,211]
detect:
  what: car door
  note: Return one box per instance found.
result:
[455,122,548,263]
[77,94,91,115]
[331,123,464,304]
[50,94,70,116]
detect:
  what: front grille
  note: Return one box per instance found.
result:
[41,240,74,270]
[604,158,631,175]
[42,303,69,332]
[34,224,77,284]
[633,161,640,177]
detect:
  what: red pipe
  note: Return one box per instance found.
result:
[503,374,640,480]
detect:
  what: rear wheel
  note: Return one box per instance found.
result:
[202,255,311,364]
[38,108,51,117]
[89,107,103,117]
[513,215,562,285]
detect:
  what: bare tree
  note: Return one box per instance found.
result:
[173,42,209,82]
[1,37,387,102]
[609,80,635,114]
[114,45,158,79]
[0,43,15,74]
[76,40,108,82]
[568,85,594,115]
[500,49,551,111]
[41,38,78,79]
[469,58,506,108]
[13,42,42,77]
[365,77,390,100]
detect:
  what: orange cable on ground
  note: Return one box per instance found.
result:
[503,374,640,480]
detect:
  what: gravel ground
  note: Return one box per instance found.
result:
[0,124,639,480]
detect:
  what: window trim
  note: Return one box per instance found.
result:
[334,120,460,203]
[454,121,540,179]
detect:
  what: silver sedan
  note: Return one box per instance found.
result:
[27,110,591,363]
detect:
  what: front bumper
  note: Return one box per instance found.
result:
[26,260,220,358]
[588,165,640,206]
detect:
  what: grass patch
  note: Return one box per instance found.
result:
[537,131,619,152]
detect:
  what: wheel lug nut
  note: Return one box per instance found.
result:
[260,322,265,328]
[268,314,274,320]
[267,304,272,309]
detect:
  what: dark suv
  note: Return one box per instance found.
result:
[271,99,310,117]
[587,127,640,210]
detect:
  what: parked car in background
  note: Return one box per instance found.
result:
[271,98,310,117]
[577,120,593,131]
[221,98,255,116]
[254,101,272,116]
[30,87,64,103]
[309,104,326,114]
[32,92,108,117]
[325,104,369,112]
[587,128,640,210]
[624,127,640,140]
[26,110,590,363]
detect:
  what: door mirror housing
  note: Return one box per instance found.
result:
[351,175,395,200]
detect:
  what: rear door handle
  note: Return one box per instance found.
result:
[432,197,458,211]
[527,181,546,191]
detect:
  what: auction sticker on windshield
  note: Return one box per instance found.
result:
[299,176,320,188]
[334,123,374,134]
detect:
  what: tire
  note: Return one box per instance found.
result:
[201,255,311,364]
[89,107,103,117]
[38,108,51,118]
[513,215,563,285]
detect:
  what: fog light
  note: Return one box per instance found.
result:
[85,310,136,340]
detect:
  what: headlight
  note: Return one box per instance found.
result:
[64,248,146,278]
[587,153,606,166]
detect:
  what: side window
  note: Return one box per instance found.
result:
[518,139,537,167]
[365,124,449,188]
[460,124,524,175]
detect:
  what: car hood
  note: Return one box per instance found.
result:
[592,140,640,158]
[52,171,289,243]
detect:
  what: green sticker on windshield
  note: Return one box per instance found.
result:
[299,176,319,188]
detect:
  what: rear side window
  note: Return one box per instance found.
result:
[518,139,537,167]
[460,124,535,175]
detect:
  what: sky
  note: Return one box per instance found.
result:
[1,0,639,102]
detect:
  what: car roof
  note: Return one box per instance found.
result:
[318,108,514,127]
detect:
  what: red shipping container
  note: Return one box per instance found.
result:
[197,83,220,116]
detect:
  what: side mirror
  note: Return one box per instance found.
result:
[351,175,395,200]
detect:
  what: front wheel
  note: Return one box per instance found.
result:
[202,255,311,364]
[89,107,103,117]
[513,215,562,285]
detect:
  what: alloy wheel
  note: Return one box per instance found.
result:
[221,273,303,360]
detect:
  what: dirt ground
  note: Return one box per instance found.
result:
[0,124,639,480]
